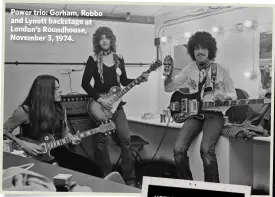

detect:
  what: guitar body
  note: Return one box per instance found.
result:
[169,86,214,123]
[87,60,163,123]
[87,86,122,123]
[169,91,203,123]
[15,134,55,162]
[9,121,116,163]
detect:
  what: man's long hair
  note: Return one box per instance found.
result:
[21,75,64,137]
[93,26,116,54]
[187,31,217,61]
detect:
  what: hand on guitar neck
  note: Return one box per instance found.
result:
[135,72,149,84]
[64,131,81,145]
[213,93,232,104]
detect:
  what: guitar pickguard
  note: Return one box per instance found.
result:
[169,91,204,123]
[102,86,122,114]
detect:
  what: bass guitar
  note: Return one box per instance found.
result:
[8,120,116,162]
[87,60,162,122]
[169,90,271,123]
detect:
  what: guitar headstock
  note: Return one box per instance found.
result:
[99,120,116,136]
[163,55,174,67]
[149,59,162,72]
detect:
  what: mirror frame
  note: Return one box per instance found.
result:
[253,23,272,92]
[253,23,272,69]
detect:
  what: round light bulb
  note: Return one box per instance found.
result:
[161,36,167,43]
[244,71,251,78]
[244,20,253,28]
[184,32,191,38]
[212,26,219,33]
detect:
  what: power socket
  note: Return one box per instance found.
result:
[61,68,72,74]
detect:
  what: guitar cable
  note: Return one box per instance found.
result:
[3,163,35,181]
[151,114,173,160]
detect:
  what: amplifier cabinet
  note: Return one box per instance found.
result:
[67,116,98,161]
[61,94,93,117]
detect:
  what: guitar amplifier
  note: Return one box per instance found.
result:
[61,94,93,117]
[67,116,98,161]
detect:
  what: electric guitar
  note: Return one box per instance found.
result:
[7,120,116,162]
[87,59,162,122]
[169,90,271,123]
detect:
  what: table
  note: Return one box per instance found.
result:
[127,114,271,193]
[127,114,271,142]
[2,152,141,193]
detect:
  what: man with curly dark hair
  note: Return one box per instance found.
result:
[164,31,237,183]
[81,26,149,187]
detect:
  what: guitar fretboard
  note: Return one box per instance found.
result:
[46,127,100,150]
[115,60,161,99]
[116,71,152,99]
[201,98,271,109]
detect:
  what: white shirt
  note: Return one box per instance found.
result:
[165,61,237,114]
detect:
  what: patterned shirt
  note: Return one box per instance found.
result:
[165,61,237,114]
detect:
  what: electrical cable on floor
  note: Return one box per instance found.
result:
[151,114,173,160]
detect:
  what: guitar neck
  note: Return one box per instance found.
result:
[46,127,100,149]
[201,98,271,109]
[116,69,152,99]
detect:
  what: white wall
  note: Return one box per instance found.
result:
[5,7,272,122]
[155,7,273,111]
[4,13,157,125]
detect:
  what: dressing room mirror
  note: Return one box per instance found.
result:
[259,31,272,90]
[173,44,193,75]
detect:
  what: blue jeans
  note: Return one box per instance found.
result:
[93,106,135,182]
[173,111,224,183]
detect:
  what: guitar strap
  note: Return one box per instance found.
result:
[197,62,217,100]
[113,53,121,86]
[113,53,127,107]
[210,63,217,90]
[197,75,207,101]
